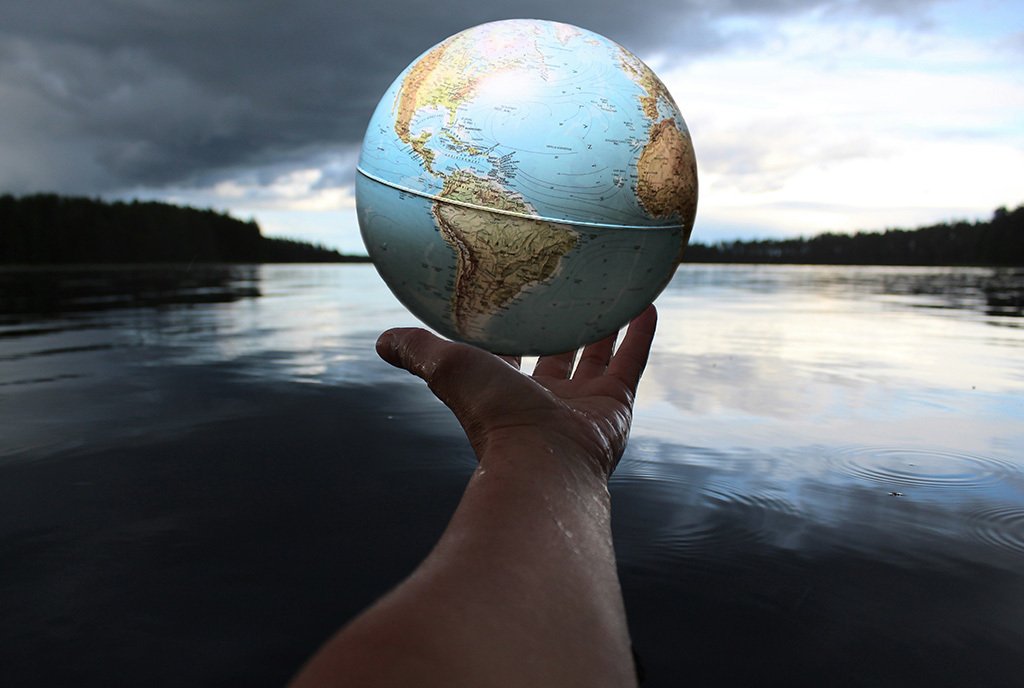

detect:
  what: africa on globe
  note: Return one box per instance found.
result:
[356,18,697,355]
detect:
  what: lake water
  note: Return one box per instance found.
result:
[1,263,1022,686]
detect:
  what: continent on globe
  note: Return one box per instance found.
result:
[355,18,698,355]
[433,171,580,340]
[637,119,698,221]
[393,25,554,175]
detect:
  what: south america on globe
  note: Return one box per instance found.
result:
[356,18,697,355]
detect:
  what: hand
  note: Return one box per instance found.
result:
[290,307,656,688]
[375,305,657,480]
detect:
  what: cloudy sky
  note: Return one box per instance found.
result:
[1,0,1021,253]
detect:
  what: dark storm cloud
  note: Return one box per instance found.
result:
[0,0,938,195]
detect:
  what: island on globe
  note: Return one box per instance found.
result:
[356,18,697,355]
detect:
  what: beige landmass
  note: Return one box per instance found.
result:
[394,37,476,172]
[636,119,698,225]
[432,172,579,340]
[617,47,678,122]
[438,169,534,213]
[552,22,582,46]
[394,23,549,173]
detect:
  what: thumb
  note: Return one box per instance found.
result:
[376,327,454,382]
[376,328,507,416]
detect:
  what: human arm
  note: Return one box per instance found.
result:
[288,305,657,688]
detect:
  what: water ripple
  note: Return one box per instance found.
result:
[967,505,1024,557]
[826,446,1018,491]
[616,461,802,561]
[650,516,758,557]
[701,482,801,517]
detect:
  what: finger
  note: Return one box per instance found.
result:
[376,328,477,401]
[572,330,617,380]
[606,305,657,394]
[376,328,520,415]
[499,355,522,370]
[532,348,577,379]
[376,327,450,378]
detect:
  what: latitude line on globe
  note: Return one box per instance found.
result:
[356,167,688,231]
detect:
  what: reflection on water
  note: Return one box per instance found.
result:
[663,264,1024,323]
[1,263,1022,687]
[969,504,1024,557]
[826,445,1019,491]
[0,264,262,319]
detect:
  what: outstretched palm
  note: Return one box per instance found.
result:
[376,305,657,479]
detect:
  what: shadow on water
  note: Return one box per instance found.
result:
[0,264,261,324]
[670,264,1024,324]
[851,267,1024,321]
[0,363,475,687]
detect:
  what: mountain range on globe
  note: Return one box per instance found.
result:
[356,18,698,355]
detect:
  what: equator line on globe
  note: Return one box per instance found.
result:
[356,18,697,355]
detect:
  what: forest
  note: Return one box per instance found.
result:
[1,193,1022,266]
[684,204,1024,266]
[0,194,365,263]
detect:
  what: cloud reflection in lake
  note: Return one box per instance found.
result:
[1,263,1022,687]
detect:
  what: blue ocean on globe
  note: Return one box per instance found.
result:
[356,18,697,355]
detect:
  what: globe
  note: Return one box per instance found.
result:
[356,18,697,355]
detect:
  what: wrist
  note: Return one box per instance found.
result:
[476,430,613,498]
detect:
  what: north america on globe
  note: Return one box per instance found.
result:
[356,18,698,355]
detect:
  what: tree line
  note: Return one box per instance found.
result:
[0,193,368,264]
[684,205,1024,266]
[2,193,1021,266]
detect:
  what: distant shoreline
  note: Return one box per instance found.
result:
[1,193,1021,267]
[0,194,366,265]
[683,204,1023,267]
[0,260,372,269]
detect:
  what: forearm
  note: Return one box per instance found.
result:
[435,436,634,679]
[290,437,637,688]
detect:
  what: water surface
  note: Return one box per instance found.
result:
[1,264,1021,686]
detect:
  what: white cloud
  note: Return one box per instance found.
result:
[210,169,356,211]
[658,10,1024,240]
[114,148,362,248]
[255,208,365,254]
[87,2,1024,251]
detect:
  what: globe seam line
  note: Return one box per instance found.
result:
[356,167,685,231]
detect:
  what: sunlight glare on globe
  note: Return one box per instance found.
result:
[476,70,541,102]
[355,18,698,355]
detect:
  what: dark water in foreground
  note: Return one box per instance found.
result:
[1,264,1022,687]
